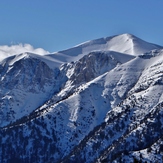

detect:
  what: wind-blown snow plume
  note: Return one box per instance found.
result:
[0,43,49,60]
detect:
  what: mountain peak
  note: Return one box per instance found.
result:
[1,33,163,163]
[113,33,136,39]
[119,33,136,37]
[53,33,162,63]
[104,33,162,55]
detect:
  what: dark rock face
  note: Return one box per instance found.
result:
[1,57,55,89]
[0,55,61,127]
[70,52,117,84]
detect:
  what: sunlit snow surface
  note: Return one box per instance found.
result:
[1,34,163,163]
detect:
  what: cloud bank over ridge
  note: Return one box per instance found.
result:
[0,43,49,60]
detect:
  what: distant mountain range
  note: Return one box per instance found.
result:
[0,33,163,163]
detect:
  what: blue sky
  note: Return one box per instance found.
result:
[0,0,163,52]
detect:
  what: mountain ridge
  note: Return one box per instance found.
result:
[53,33,163,58]
[0,33,163,163]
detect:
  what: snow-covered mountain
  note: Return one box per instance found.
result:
[0,34,163,163]
[50,33,162,63]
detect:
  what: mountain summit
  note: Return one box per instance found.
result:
[0,34,163,163]
[51,33,162,62]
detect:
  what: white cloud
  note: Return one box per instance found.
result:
[0,43,49,61]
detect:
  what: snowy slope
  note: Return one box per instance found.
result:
[0,52,65,127]
[61,49,163,163]
[0,34,163,163]
[49,33,163,63]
